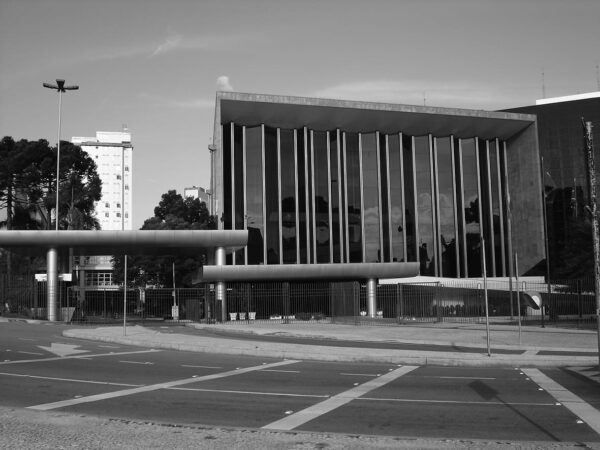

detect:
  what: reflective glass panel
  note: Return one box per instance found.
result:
[345,132,362,262]
[403,135,416,262]
[280,129,296,264]
[461,138,481,277]
[222,124,232,231]
[361,133,380,262]
[264,126,279,264]
[296,129,307,263]
[245,125,264,265]
[313,131,330,263]
[436,137,457,277]
[379,134,390,262]
[388,134,404,262]
[414,135,435,275]
[234,125,245,264]
[330,131,341,263]
[489,139,503,275]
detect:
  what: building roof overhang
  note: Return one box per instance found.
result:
[218,92,537,140]
[195,262,420,283]
[0,230,247,256]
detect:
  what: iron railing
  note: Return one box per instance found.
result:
[1,274,595,328]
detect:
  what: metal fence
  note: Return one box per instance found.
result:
[1,274,596,328]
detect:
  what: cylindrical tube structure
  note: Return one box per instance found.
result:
[367,278,377,318]
[47,247,58,322]
[215,246,227,321]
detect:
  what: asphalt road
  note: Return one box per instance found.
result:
[1,322,600,443]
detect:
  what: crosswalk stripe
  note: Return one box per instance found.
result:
[262,365,418,431]
[522,368,600,435]
[28,359,300,411]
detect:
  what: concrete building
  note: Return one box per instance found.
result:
[184,186,211,204]
[71,130,133,289]
[211,92,545,280]
[505,92,600,277]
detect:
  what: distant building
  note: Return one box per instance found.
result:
[505,92,600,276]
[71,130,133,290]
[183,186,211,205]
[72,131,133,231]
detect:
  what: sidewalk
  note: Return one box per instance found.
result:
[63,321,600,368]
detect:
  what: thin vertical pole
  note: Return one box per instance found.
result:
[482,236,491,356]
[123,255,127,336]
[55,91,62,230]
[515,252,522,345]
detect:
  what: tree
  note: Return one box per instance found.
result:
[0,137,102,231]
[112,190,216,288]
[1,137,102,276]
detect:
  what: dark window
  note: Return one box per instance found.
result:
[297,129,307,263]
[461,138,481,277]
[388,134,405,262]
[330,130,341,263]
[245,125,264,264]
[222,124,232,231]
[345,132,362,262]
[361,132,380,262]
[313,131,330,263]
[265,126,279,264]
[403,135,416,262]
[415,135,434,275]
[280,129,296,264]
[436,137,457,277]
[233,124,245,264]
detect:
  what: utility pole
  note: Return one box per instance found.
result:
[582,118,600,367]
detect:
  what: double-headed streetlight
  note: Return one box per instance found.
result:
[43,79,79,230]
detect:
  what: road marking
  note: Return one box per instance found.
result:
[262,365,418,431]
[18,338,35,341]
[38,343,89,357]
[523,350,538,356]
[28,359,300,411]
[340,373,378,377]
[181,365,223,369]
[119,361,154,365]
[357,397,556,407]
[0,372,141,387]
[522,368,600,434]
[170,387,329,398]
[17,351,44,356]
[0,349,160,365]
[419,376,497,380]
[261,369,301,373]
[98,345,120,349]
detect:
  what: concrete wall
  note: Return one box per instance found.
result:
[505,121,546,275]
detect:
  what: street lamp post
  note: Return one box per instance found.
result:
[43,79,79,230]
[43,79,78,322]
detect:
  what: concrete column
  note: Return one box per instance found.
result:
[47,247,58,322]
[367,278,377,318]
[215,246,226,322]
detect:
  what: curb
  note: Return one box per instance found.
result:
[62,328,598,368]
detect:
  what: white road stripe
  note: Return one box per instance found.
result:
[261,369,301,373]
[0,371,140,387]
[169,387,328,398]
[28,359,300,411]
[522,368,600,434]
[119,361,153,365]
[357,397,556,407]
[0,349,160,365]
[340,373,378,377]
[181,365,223,369]
[262,365,418,431]
[17,351,44,356]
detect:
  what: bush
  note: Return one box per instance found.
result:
[295,312,312,321]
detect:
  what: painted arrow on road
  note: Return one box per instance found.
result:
[38,343,90,357]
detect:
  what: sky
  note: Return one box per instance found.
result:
[1,0,599,229]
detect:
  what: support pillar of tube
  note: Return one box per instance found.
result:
[215,246,226,322]
[367,278,377,318]
[47,247,58,322]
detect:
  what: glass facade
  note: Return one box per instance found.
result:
[221,122,512,277]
